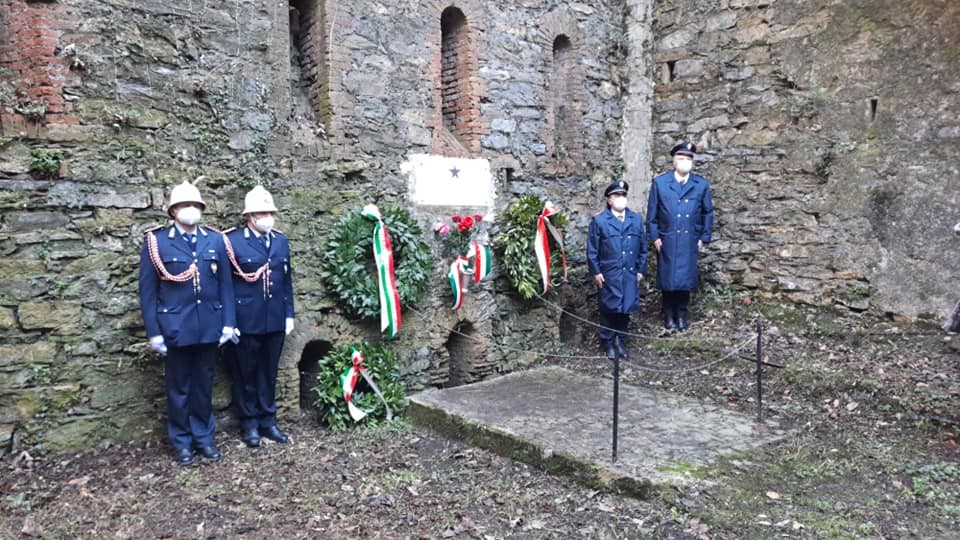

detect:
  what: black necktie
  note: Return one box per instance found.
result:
[259,235,268,249]
[184,233,195,245]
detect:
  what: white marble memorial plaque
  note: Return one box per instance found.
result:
[402,154,496,210]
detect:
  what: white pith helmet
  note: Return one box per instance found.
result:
[242,185,278,215]
[167,180,205,217]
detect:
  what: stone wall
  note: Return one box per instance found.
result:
[645,0,960,318]
[0,0,627,453]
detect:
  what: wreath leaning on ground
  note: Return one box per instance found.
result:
[495,195,569,300]
[320,206,433,319]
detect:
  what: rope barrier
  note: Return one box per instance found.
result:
[407,305,758,374]
[533,291,756,344]
[534,291,950,340]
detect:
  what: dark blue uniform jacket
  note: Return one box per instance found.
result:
[224,226,295,335]
[139,225,236,347]
[587,207,648,314]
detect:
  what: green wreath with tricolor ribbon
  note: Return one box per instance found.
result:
[494,195,569,299]
[320,207,433,320]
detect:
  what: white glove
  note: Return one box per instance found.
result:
[219,326,237,346]
[149,335,167,356]
[285,318,295,336]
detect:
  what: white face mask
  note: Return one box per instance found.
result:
[177,206,202,226]
[612,197,628,212]
[675,157,693,175]
[253,215,275,234]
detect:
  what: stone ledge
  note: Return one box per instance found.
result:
[409,366,785,499]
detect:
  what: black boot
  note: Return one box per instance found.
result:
[677,306,689,331]
[664,303,678,330]
[604,340,616,360]
[614,336,628,359]
[664,314,677,331]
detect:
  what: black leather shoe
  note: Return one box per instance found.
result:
[615,337,628,359]
[175,448,195,467]
[604,342,616,360]
[259,425,289,443]
[677,316,688,332]
[241,428,260,448]
[195,445,222,462]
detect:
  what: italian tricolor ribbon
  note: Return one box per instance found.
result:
[467,242,491,283]
[447,256,469,310]
[361,204,402,339]
[535,201,567,294]
[341,348,393,422]
[447,243,492,310]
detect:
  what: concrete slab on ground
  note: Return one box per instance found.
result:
[408,366,785,498]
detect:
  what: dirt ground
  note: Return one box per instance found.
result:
[2,293,959,539]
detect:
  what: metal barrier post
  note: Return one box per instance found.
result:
[612,353,620,463]
[755,317,763,422]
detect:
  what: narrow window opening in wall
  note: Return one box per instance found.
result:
[500,167,515,183]
[289,0,328,128]
[298,340,332,414]
[441,7,469,145]
[666,61,676,82]
[869,97,878,122]
[444,321,478,388]
[559,307,578,345]
[552,35,573,160]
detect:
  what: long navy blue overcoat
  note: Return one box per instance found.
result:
[646,172,714,291]
[587,207,648,314]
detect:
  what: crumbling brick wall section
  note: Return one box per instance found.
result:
[426,0,488,157]
[289,0,330,130]
[538,9,585,176]
[0,0,81,139]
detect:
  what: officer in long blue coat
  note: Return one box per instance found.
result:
[646,141,714,331]
[588,180,648,359]
[222,185,295,448]
[139,180,237,466]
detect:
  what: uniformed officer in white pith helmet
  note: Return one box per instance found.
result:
[138,179,237,466]
[221,184,295,447]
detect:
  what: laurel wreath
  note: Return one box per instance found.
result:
[320,207,433,319]
[494,195,568,299]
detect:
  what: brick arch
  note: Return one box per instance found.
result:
[537,9,585,175]
[424,0,489,157]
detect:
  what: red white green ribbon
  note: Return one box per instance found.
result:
[447,256,469,310]
[535,201,567,294]
[467,242,491,283]
[361,204,402,339]
[341,348,393,422]
[448,243,492,310]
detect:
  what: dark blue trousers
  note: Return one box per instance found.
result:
[599,312,630,346]
[227,332,285,430]
[662,290,691,318]
[164,343,217,450]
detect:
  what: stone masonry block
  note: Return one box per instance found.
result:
[0,342,58,368]
[18,301,83,334]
